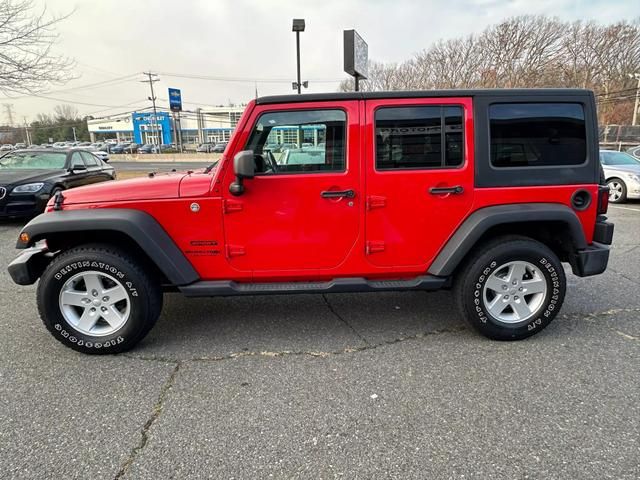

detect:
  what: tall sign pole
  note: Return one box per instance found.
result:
[168,88,183,151]
[343,30,368,92]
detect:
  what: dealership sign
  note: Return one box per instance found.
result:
[168,88,182,112]
[343,30,368,80]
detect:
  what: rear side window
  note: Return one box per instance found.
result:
[490,103,586,168]
[375,106,464,170]
[80,151,99,167]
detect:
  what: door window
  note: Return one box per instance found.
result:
[375,106,464,170]
[70,152,85,169]
[244,109,346,174]
[80,151,99,167]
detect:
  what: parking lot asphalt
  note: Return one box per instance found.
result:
[1,205,639,479]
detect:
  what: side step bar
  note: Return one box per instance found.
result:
[179,275,449,297]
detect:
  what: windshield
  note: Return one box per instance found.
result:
[0,151,67,169]
[600,151,640,166]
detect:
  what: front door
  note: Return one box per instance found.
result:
[222,101,360,274]
[364,98,475,268]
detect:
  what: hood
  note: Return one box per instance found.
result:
[62,172,187,205]
[0,168,63,186]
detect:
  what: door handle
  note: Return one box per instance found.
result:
[321,189,355,199]
[429,186,464,195]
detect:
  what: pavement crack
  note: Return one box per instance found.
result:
[113,361,181,480]
[187,325,466,363]
[321,294,370,346]
[607,267,640,286]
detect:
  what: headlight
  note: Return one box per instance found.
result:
[11,182,44,194]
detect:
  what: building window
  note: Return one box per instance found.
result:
[245,109,346,174]
[375,106,464,170]
[490,103,586,168]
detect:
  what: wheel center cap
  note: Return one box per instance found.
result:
[509,288,517,295]
[93,299,102,307]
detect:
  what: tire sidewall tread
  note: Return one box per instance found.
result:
[455,236,566,341]
[37,244,162,354]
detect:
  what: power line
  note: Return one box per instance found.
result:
[156,71,342,84]
[4,73,142,99]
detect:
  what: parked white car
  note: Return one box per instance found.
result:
[600,150,640,203]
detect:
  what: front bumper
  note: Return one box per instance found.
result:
[7,244,53,285]
[0,193,50,218]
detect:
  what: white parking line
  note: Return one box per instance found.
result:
[609,205,640,212]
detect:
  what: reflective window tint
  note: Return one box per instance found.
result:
[489,103,586,167]
[375,106,464,170]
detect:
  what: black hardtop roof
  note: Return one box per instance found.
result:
[256,88,594,105]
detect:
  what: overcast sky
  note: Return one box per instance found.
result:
[4,0,639,122]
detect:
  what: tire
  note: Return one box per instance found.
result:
[455,236,566,341]
[37,244,163,354]
[607,178,627,203]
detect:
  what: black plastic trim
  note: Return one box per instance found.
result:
[179,275,447,297]
[593,219,614,245]
[7,245,52,285]
[17,209,199,286]
[428,203,588,276]
[571,243,610,277]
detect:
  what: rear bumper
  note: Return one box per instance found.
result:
[7,244,53,285]
[571,243,610,277]
[570,218,613,277]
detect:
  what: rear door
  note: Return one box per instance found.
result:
[364,97,475,268]
[222,101,360,274]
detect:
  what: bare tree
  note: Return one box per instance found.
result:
[53,103,78,121]
[337,15,640,124]
[0,0,74,95]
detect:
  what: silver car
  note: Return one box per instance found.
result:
[600,150,640,203]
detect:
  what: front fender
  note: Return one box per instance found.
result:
[16,209,199,286]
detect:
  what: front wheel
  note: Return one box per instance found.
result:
[455,236,566,340]
[37,244,163,354]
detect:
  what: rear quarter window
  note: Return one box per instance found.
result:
[490,103,586,168]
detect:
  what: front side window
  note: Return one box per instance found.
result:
[245,109,346,174]
[375,106,464,170]
[490,103,586,168]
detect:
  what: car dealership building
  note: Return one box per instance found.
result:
[87,106,245,146]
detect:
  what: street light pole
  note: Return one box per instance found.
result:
[292,19,305,95]
[142,72,161,152]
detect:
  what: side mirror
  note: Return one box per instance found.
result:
[70,165,87,174]
[229,150,255,196]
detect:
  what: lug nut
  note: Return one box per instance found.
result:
[512,281,518,285]
[514,296,519,300]
[91,290,98,297]
[519,287,523,291]
[503,295,509,300]
[502,285,508,290]
[102,296,109,302]
[90,307,96,312]
[101,306,107,312]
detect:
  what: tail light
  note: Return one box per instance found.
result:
[597,185,609,214]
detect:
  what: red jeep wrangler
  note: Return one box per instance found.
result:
[8,89,614,354]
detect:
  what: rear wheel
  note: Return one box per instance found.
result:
[607,178,627,203]
[37,244,162,354]
[455,236,566,340]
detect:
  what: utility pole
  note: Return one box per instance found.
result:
[72,127,77,142]
[631,73,640,126]
[23,117,30,144]
[141,72,161,152]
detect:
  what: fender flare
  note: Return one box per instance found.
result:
[427,203,587,277]
[18,209,199,286]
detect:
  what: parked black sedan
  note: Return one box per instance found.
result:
[0,149,115,218]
